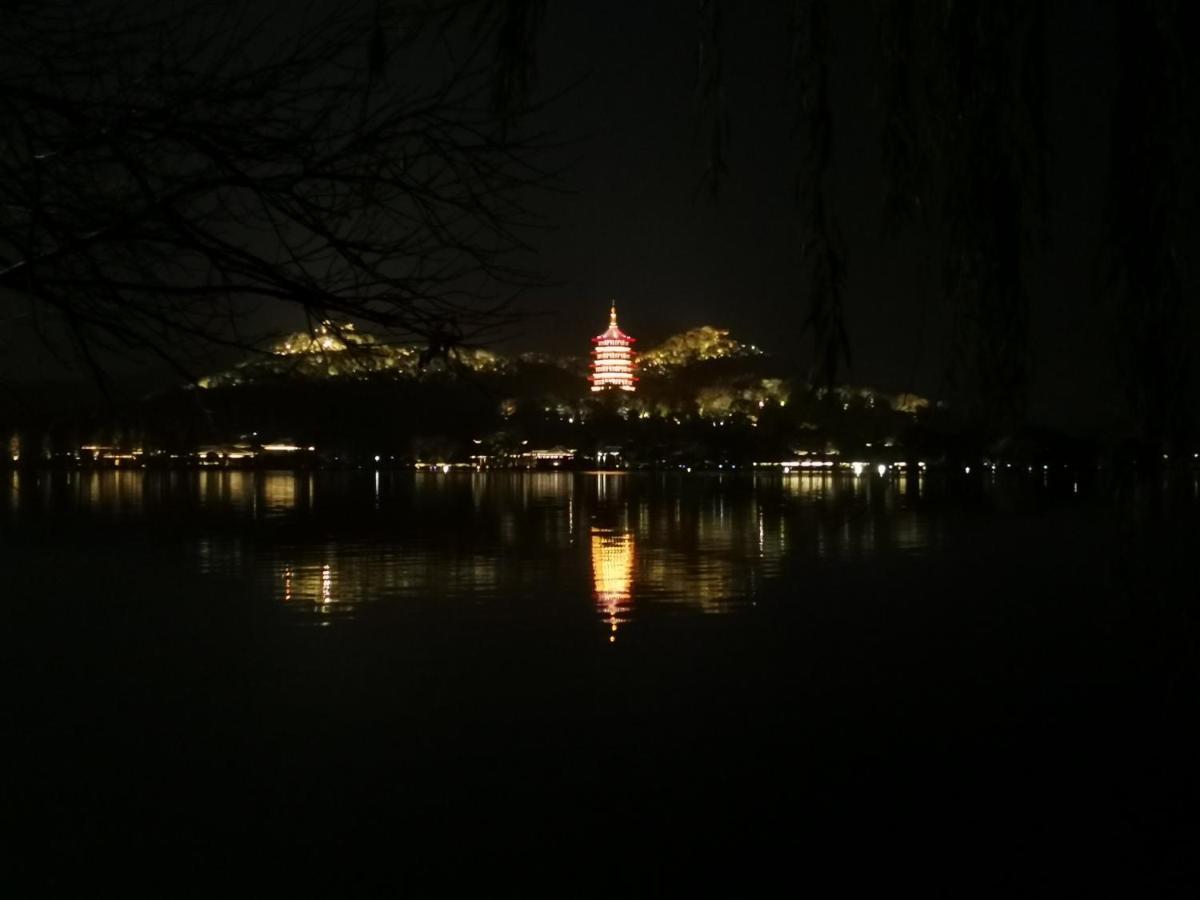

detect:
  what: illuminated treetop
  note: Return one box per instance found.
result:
[639,325,762,371]
[197,321,505,388]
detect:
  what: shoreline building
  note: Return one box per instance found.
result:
[589,302,638,392]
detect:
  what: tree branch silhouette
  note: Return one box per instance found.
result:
[0,0,551,385]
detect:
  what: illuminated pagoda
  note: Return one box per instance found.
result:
[589,302,638,392]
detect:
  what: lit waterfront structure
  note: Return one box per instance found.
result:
[589,302,637,392]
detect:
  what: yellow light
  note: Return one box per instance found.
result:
[592,527,634,640]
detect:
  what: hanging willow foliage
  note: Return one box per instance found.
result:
[877,0,1048,433]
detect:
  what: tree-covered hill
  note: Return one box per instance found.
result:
[78,322,938,466]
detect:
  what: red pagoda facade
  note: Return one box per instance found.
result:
[589,302,637,392]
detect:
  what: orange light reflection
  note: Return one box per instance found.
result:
[591,527,634,642]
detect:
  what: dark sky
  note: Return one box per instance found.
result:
[5,1,1166,432]
[514,0,1122,428]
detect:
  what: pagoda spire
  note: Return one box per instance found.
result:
[610,300,618,327]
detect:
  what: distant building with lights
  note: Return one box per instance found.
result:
[589,302,637,392]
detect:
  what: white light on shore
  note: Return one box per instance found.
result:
[876,464,887,477]
[851,461,865,477]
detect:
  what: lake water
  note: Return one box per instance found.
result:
[5,469,1198,891]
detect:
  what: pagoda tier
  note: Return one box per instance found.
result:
[589,302,638,392]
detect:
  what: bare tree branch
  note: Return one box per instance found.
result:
[0,0,551,383]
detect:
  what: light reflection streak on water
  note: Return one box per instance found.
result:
[72,470,146,516]
[261,472,298,517]
[2,469,950,633]
[258,472,936,633]
[189,470,308,518]
[6,470,18,523]
[273,561,346,623]
[591,527,634,642]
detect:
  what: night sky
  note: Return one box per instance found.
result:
[5,1,1192,432]
[515,0,1126,428]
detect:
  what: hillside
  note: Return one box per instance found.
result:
[58,322,930,466]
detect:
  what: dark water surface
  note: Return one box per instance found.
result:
[5,470,1198,892]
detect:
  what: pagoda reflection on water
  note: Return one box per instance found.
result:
[590,526,635,642]
[589,302,637,392]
